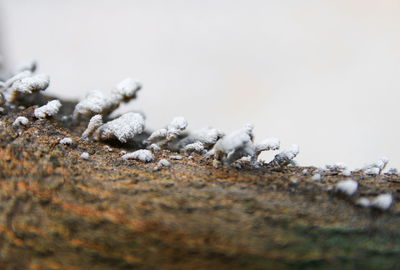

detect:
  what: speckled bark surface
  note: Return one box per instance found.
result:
[0,101,399,270]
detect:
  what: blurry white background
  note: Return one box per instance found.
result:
[1,0,399,169]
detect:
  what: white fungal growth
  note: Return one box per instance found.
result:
[326,162,347,172]
[212,124,255,166]
[364,167,380,175]
[356,198,371,208]
[183,142,205,153]
[81,114,103,139]
[362,157,389,175]
[269,144,300,167]
[176,127,224,150]
[385,168,398,175]
[311,173,321,182]
[148,116,188,147]
[95,112,145,143]
[371,194,393,210]
[342,169,352,177]
[335,179,358,196]
[122,149,154,162]
[73,91,119,119]
[255,138,280,156]
[59,137,73,145]
[112,78,141,101]
[6,73,50,103]
[12,116,29,127]
[158,159,171,168]
[34,100,62,119]
[73,78,142,119]
[80,152,90,160]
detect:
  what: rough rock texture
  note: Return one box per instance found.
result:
[0,100,399,270]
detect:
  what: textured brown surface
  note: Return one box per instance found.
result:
[0,103,399,270]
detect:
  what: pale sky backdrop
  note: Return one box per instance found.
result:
[1,0,400,169]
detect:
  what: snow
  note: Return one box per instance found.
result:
[95,112,145,143]
[59,137,73,145]
[80,152,90,160]
[81,114,103,139]
[12,116,29,127]
[335,179,358,196]
[122,149,154,162]
[371,194,393,210]
[34,100,62,119]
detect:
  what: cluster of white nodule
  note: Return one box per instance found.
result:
[147,116,189,150]
[94,112,145,143]
[12,116,29,127]
[0,60,50,104]
[34,100,62,119]
[73,78,141,119]
[360,157,389,175]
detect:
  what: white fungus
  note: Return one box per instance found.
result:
[6,73,50,103]
[170,155,183,160]
[335,179,358,196]
[112,78,141,101]
[80,152,90,160]
[342,169,352,177]
[212,124,255,166]
[356,198,371,208]
[176,127,224,150]
[371,194,393,210]
[59,137,73,145]
[325,162,347,172]
[182,142,205,153]
[122,149,154,163]
[255,137,280,156]
[81,114,103,139]
[103,145,113,152]
[158,159,171,168]
[95,112,145,143]
[34,100,62,119]
[270,144,300,167]
[361,157,389,175]
[73,78,141,119]
[311,173,322,182]
[73,91,119,119]
[148,116,188,148]
[12,116,29,127]
[385,168,398,176]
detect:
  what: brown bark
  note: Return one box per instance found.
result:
[0,104,399,270]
